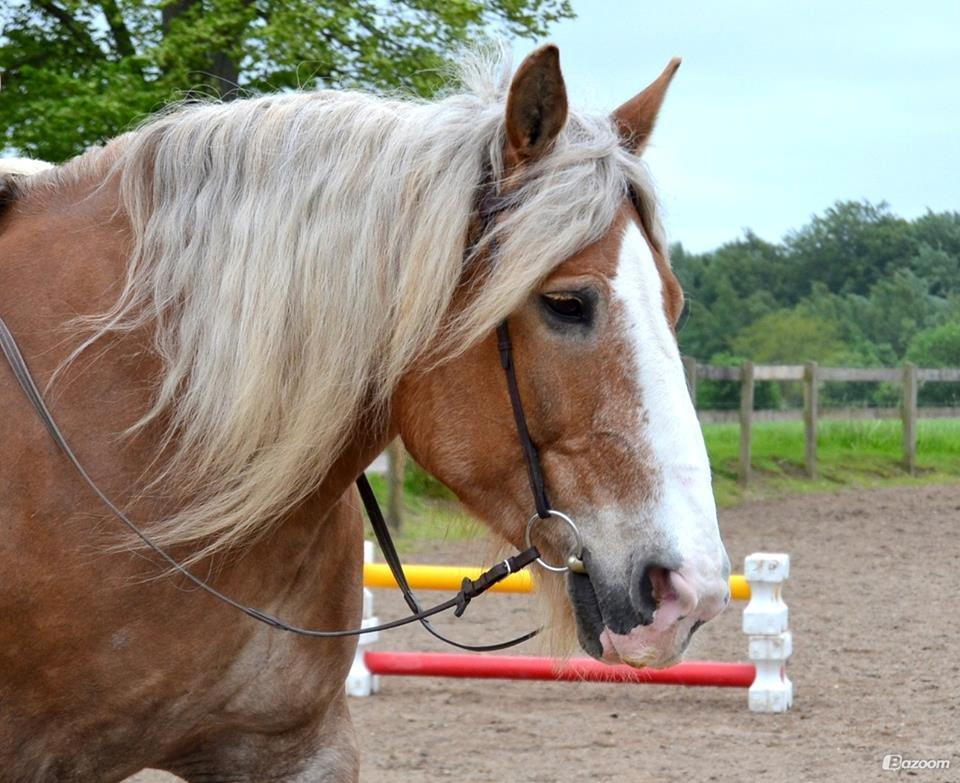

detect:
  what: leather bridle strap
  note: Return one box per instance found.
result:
[0,314,539,640]
[478,183,551,522]
[357,474,540,651]
[496,321,551,519]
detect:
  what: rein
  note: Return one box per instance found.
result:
[0,181,585,649]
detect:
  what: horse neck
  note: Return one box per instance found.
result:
[0,168,396,543]
[312,414,398,511]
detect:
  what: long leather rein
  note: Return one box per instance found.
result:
[0,180,582,650]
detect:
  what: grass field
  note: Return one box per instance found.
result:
[369,418,960,544]
[705,418,960,506]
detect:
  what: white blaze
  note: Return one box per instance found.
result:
[610,221,727,596]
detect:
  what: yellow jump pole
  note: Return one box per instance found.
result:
[363,563,533,593]
[364,562,751,601]
[729,574,750,602]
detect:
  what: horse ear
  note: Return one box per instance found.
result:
[504,45,568,169]
[612,57,682,154]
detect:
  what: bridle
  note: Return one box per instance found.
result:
[0,177,586,651]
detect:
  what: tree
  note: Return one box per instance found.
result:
[673,232,784,360]
[909,243,960,298]
[907,322,960,367]
[673,231,789,307]
[677,280,776,361]
[784,200,916,298]
[907,321,960,405]
[0,0,573,162]
[861,269,945,357]
[906,323,960,406]
[730,308,847,365]
[913,210,960,260]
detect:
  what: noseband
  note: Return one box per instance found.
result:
[0,178,585,650]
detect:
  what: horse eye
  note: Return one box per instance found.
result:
[541,293,588,323]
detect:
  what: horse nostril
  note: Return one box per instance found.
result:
[632,561,698,627]
[633,562,667,625]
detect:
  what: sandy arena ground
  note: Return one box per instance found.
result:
[130,484,960,782]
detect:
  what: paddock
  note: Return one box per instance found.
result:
[348,483,958,782]
[129,483,959,783]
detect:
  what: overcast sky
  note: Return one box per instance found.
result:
[513,0,958,252]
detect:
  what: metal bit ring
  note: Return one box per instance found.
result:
[525,510,584,573]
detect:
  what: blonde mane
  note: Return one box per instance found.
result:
[53,50,665,561]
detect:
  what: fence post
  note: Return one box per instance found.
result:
[682,355,698,407]
[803,361,818,479]
[901,362,918,475]
[386,439,405,531]
[739,361,754,485]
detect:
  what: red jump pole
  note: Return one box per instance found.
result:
[364,651,755,688]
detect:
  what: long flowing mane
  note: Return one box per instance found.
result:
[41,51,665,561]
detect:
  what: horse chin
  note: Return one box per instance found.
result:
[600,626,686,669]
[574,618,683,670]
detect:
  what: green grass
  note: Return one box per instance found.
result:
[373,419,960,543]
[706,418,960,506]
[364,473,481,551]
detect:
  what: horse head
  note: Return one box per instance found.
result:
[396,46,731,668]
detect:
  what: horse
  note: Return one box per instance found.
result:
[0,45,730,781]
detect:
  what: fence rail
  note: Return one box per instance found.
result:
[688,363,960,385]
[697,406,960,424]
[683,360,960,483]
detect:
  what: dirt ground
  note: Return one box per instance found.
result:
[130,484,960,782]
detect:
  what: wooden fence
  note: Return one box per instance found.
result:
[681,358,960,483]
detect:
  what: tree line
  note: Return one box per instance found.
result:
[672,201,960,408]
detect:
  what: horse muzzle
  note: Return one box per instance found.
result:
[567,550,730,668]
